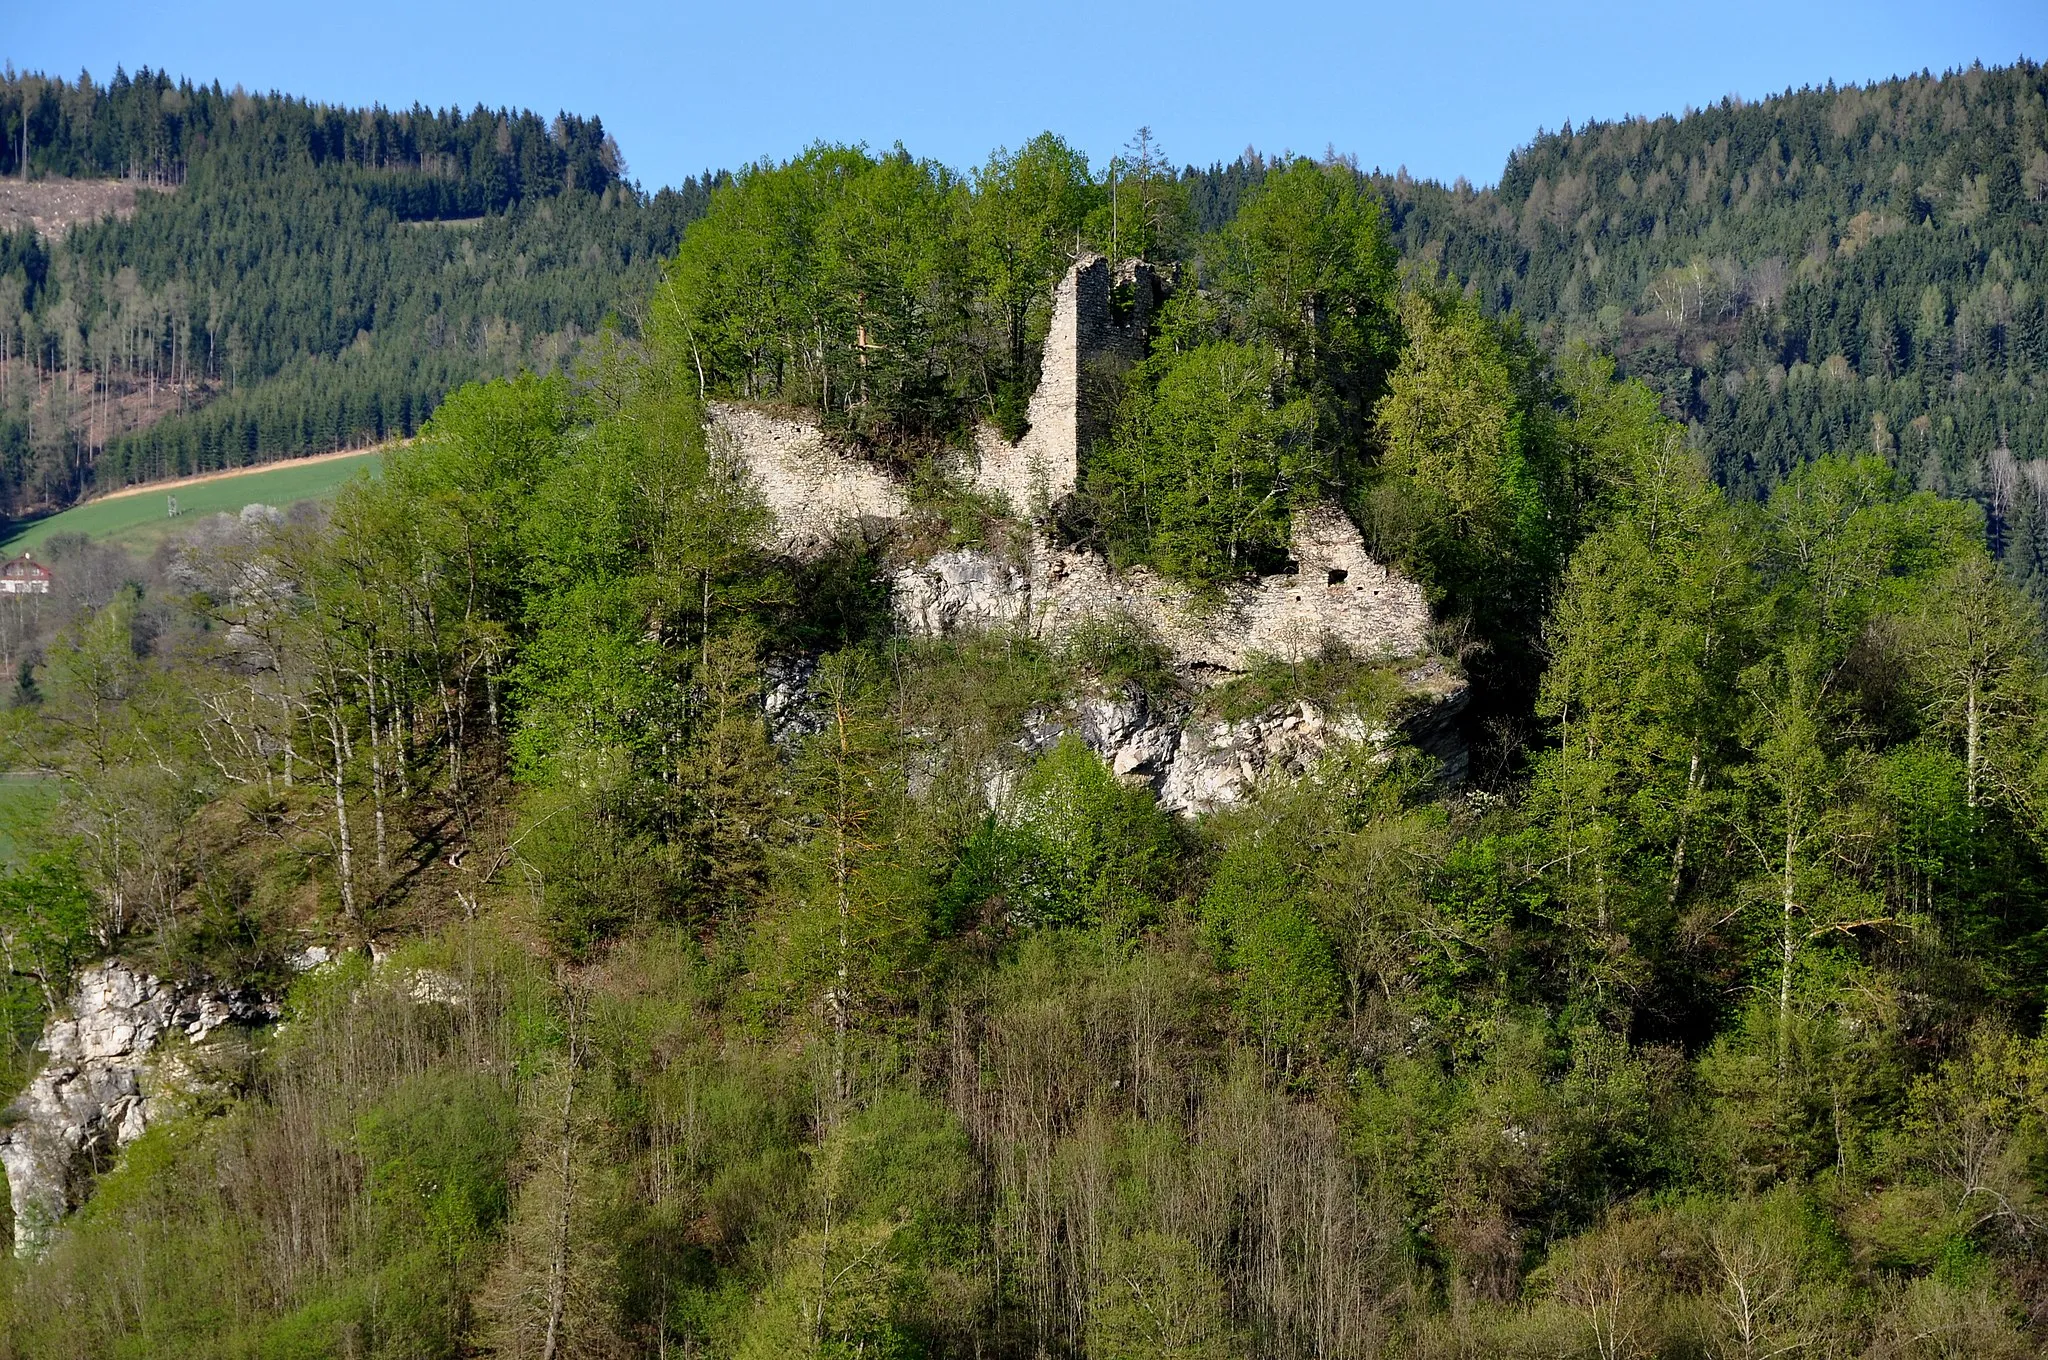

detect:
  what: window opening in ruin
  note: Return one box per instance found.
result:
[1327,568,1348,585]
[1283,560,1300,576]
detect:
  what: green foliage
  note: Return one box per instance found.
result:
[1053,612,1175,698]
[1088,1230,1238,1359]
[1200,835,1342,1056]
[356,1069,520,1298]
[1370,289,1564,623]
[0,926,547,1358]
[0,849,94,1089]
[951,736,1176,935]
[1077,158,1402,591]
[0,850,94,1001]
[164,865,291,990]
[1090,340,1314,586]
[970,134,1100,438]
[517,781,674,956]
[0,67,624,198]
[1214,157,1401,466]
[13,94,2048,1360]
[665,144,980,445]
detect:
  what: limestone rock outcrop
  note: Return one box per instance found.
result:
[0,962,274,1255]
[890,549,1031,637]
[763,653,825,747]
[1155,702,1376,816]
[1017,670,1468,819]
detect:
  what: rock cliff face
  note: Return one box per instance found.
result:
[1023,669,1468,817]
[0,962,274,1255]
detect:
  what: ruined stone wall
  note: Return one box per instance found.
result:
[965,259,1083,517]
[710,253,1159,545]
[707,403,908,558]
[894,502,1431,680]
[964,253,1155,517]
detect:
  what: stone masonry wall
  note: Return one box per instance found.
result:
[710,252,1156,542]
[707,404,908,558]
[965,257,1084,517]
[960,253,1154,517]
[893,503,1431,680]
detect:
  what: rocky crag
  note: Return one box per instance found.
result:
[1019,659,1467,815]
[0,950,471,1254]
[712,252,1460,809]
[0,962,274,1255]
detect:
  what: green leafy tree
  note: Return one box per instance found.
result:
[1530,452,1759,1013]
[1091,126,1191,266]
[1372,288,1561,621]
[1216,157,1400,470]
[969,133,1099,436]
[1089,341,1314,585]
[1199,834,1341,1062]
[954,735,1175,936]
[0,851,94,1011]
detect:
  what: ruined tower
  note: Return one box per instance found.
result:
[966,253,1159,517]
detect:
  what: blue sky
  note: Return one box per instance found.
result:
[7,1,2045,191]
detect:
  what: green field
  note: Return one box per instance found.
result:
[0,452,384,557]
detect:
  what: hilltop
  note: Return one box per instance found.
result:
[0,102,2046,1355]
[1,61,2048,1360]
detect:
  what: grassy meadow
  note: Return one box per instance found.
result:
[0,452,383,557]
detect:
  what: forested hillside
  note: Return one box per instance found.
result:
[9,55,2045,576]
[0,67,719,515]
[1,108,2048,1358]
[1352,60,2048,605]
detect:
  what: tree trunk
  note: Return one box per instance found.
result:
[1965,679,1980,811]
[366,661,389,875]
[541,1006,581,1360]
[1778,820,1796,1068]
[1668,746,1702,910]
[327,708,357,925]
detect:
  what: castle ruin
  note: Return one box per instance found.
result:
[707,252,1433,681]
[963,253,1159,516]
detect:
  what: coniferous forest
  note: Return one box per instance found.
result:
[0,57,2047,1360]
[0,66,718,514]
[1365,61,2048,607]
